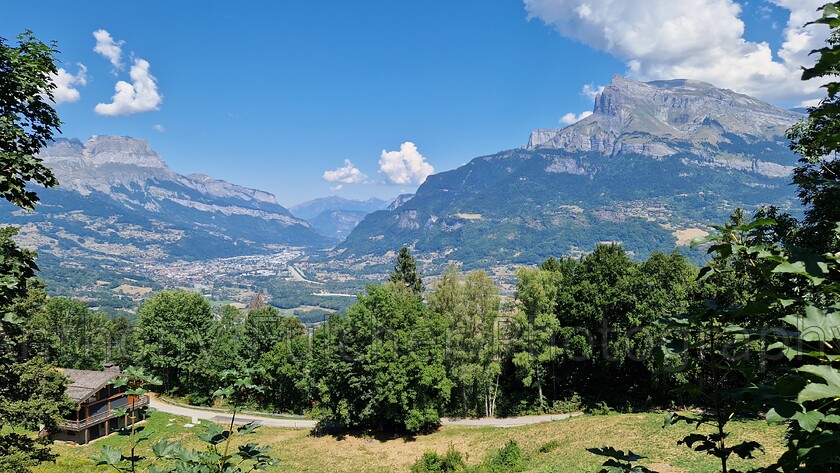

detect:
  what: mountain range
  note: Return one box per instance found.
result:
[290,196,389,239]
[332,76,803,271]
[2,75,808,297]
[2,136,332,295]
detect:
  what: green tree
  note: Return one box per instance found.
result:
[242,305,305,364]
[314,282,450,432]
[0,31,71,471]
[552,245,698,407]
[0,238,73,473]
[194,305,246,405]
[756,4,840,470]
[137,290,214,395]
[105,315,139,369]
[512,266,562,410]
[257,333,311,413]
[29,297,107,370]
[0,31,60,210]
[428,266,504,417]
[787,4,840,254]
[390,246,424,295]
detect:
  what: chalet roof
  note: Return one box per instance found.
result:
[59,368,121,403]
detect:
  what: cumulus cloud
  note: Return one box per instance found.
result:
[323,159,368,184]
[94,58,163,116]
[93,29,125,72]
[152,124,165,133]
[379,142,434,185]
[524,0,829,104]
[581,83,604,100]
[50,64,88,104]
[330,185,344,192]
[560,110,593,125]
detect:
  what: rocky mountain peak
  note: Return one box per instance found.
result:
[527,76,802,156]
[181,173,280,207]
[82,135,170,169]
[40,136,176,194]
[38,136,284,212]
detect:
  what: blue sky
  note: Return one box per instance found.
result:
[3,0,827,206]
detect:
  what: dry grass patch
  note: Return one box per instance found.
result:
[672,228,710,246]
[34,412,785,472]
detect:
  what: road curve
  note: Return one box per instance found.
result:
[148,395,581,429]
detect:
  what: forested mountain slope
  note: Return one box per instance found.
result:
[337,76,803,269]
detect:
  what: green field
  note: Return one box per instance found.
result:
[35,412,786,472]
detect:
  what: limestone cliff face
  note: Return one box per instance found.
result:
[41,136,297,220]
[338,76,803,268]
[42,136,176,195]
[526,76,802,176]
[22,136,327,263]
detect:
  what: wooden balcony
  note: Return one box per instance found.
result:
[59,395,149,431]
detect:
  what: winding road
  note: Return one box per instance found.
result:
[148,395,581,429]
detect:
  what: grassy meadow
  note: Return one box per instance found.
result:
[35,411,786,472]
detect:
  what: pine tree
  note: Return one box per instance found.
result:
[389,246,424,294]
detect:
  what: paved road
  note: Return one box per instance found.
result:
[286,264,324,285]
[148,396,581,429]
[149,396,318,428]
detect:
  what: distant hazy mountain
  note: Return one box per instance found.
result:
[387,194,414,211]
[4,136,327,271]
[288,196,389,239]
[290,196,388,220]
[336,76,804,270]
[305,209,371,240]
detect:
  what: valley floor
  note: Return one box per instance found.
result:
[36,411,785,472]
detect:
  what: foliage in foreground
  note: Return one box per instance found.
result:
[595,4,840,471]
[91,368,279,473]
[0,29,75,473]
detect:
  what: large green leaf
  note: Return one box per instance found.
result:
[794,411,825,432]
[796,365,840,402]
[90,445,123,467]
[782,306,840,342]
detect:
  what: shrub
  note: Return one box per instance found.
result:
[411,446,467,473]
[550,394,582,413]
[538,440,561,453]
[487,440,524,472]
[588,402,615,416]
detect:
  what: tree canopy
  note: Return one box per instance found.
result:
[0,31,60,210]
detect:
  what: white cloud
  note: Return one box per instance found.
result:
[94,58,163,116]
[323,159,368,184]
[560,110,593,125]
[379,142,434,185]
[581,83,604,100]
[93,29,125,72]
[152,124,165,133]
[524,0,829,104]
[51,64,87,104]
[330,184,344,192]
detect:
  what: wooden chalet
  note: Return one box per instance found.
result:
[53,365,149,444]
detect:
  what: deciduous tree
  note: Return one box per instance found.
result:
[315,282,450,432]
[137,290,214,395]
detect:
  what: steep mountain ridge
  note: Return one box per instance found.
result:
[290,196,388,220]
[335,76,803,271]
[527,76,799,161]
[4,137,327,286]
[290,196,390,239]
